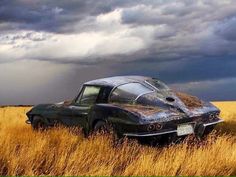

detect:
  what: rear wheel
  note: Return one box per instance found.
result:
[94,120,112,133]
[93,120,122,144]
[32,116,47,131]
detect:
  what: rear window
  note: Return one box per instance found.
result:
[146,79,170,90]
[110,82,153,104]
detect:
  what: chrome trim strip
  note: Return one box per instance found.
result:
[134,90,155,101]
[108,82,139,103]
[108,82,155,103]
[123,130,177,137]
[144,80,160,91]
[25,120,31,124]
[203,119,224,127]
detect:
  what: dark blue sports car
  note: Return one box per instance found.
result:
[26,76,223,141]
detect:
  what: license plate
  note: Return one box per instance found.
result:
[177,124,194,136]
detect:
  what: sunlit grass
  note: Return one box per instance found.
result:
[0,102,235,176]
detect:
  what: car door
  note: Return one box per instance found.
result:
[70,85,102,129]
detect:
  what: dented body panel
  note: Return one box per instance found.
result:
[26,76,223,139]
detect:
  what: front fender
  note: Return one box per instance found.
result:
[26,104,58,121]
[26,104,51,116]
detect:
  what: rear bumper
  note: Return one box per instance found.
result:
[123,130,177,137]
[203,119,223,127]
[123,119,223,137]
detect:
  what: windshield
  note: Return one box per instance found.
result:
[146,78,170,90]
[110,82,154,104]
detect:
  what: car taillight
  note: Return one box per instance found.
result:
[209,112,219,120]
[155,123,162,130]
[147,123,162,132]
[147,124,155,131]
[209,114,215,120]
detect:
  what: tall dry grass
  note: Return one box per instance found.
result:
[0,103,235,176]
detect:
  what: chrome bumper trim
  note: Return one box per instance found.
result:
[25,120,31,124]
[203,119,224,127]
[123,130,177,137]
[124,119,224,137]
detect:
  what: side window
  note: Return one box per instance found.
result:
[76,86,101,105]
[96,87,110,103]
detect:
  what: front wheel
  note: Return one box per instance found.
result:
[32,116,48,131]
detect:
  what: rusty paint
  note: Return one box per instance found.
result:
[175,92,203,109]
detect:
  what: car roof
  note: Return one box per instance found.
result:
[84,76,153,87]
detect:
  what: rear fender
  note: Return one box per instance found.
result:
[88,104,140,132]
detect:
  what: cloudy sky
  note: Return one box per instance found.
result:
[1,0,236,105]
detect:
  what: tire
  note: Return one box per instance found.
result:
[94,120,111,134]
[32,116,47,131]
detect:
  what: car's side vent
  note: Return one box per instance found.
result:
[166,97,175,102]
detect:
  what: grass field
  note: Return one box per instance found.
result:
[0,102,235,176]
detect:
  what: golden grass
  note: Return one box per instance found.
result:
[0,102,235,176]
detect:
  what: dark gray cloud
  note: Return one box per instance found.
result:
[1,0,236,62]
[2,57,236,105]
[1,0,236,104]
[0,60,115,105]
[215,17,236,41]
[113,56,236,84]
[170,77,236,101]
[0,0,87,32]
[0,0,138,33]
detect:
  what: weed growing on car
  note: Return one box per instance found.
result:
[0,103,235,176]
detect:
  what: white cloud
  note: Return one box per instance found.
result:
[1,0,236,64]
[0,30,145,62]
[96,9,121,24]
[1,0,236,104]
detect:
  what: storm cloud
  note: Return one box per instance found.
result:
[0,0,236,104]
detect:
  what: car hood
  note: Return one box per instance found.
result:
[27,103,58,115]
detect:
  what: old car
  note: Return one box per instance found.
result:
[26,76,223,142]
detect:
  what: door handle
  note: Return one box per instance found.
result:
[69,106,77,109]
[80,112,88,116]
